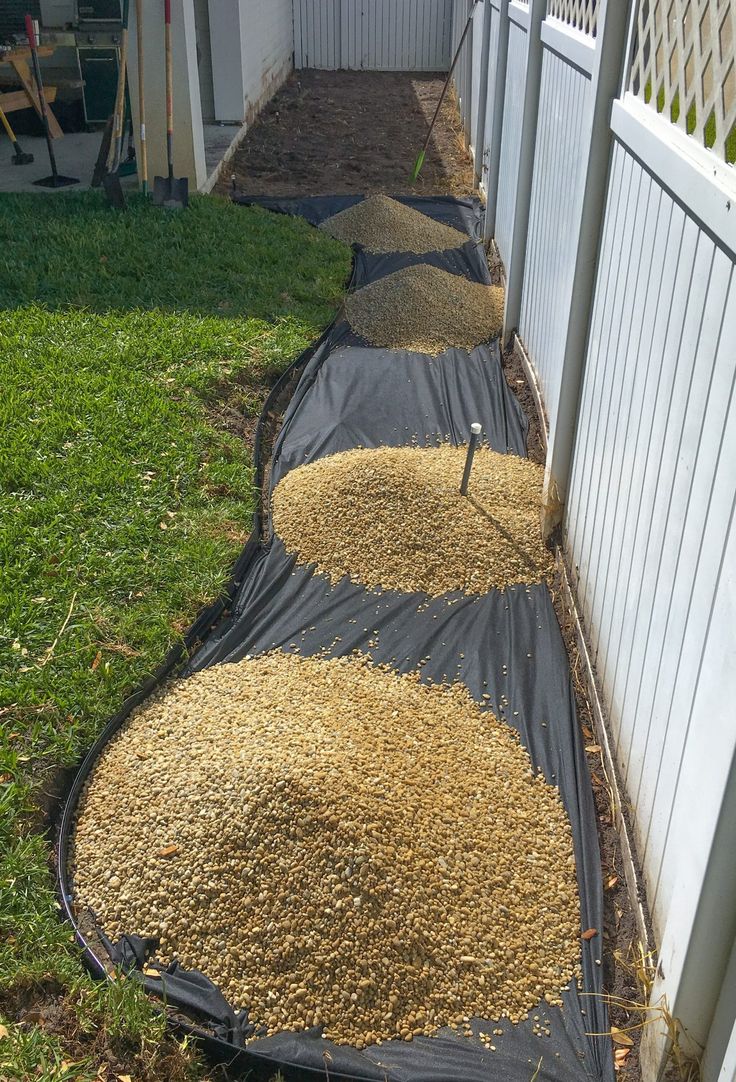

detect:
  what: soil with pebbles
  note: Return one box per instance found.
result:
[345,264,504,354]
[320,195,469,254]
[272,444,552,597]
[72,652,581,1049]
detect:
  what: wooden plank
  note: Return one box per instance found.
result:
[9,57,63,138]
[0,86,58,112]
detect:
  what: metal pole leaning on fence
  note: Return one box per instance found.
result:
[411,0,480,182]
[461,423,483,496]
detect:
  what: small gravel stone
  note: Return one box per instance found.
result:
[72,653,580,1047]
[272,444,552,596]
[345,264,504,354]
[320,195,468,254]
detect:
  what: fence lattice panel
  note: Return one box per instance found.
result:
[629,0,736,163]
[546,0,598,37]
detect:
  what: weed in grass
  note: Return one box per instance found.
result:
[0,190,350,1080]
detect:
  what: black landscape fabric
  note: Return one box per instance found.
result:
[58,197,613,1082]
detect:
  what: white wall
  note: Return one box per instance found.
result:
[193,0,215,121]
[209,0,294,124]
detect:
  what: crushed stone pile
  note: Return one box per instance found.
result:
[72,652,581,1048]
[272,444,551,596]
[319,194,469,254]
[345,264,504,354]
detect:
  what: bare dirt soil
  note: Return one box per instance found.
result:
[218,70,475,198]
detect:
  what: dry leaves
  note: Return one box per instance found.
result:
[614,1046,631,1069]
[611,1026,634,1046]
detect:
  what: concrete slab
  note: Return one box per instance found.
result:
[0,126,238,195]
[0,131,134,193]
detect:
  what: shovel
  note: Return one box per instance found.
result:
[0,104,33,164]
[153,0,188,209]
[135,0,148,196]
[102,0,130,208]
[25,14,78,188]
[410,0,479,184]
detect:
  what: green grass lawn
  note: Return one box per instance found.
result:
[0,191,350,1081]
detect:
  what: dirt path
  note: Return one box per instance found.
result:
[218,70,475,198]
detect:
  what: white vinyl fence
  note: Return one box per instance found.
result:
[494,5,530,266]
[454,0,736,1078]
[293,0,454,69]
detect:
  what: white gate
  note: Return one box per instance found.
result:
[293,0,454,70]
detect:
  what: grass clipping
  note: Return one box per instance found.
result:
[320,195,469,254]
[345,264,504,354]
[272,445,552,596]
[72,652,581,1048]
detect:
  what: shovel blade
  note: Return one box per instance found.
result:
[153,174,188,209]
[33,174,79,188]
[103,171,126,209]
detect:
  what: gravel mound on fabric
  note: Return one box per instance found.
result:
[345,264,504,354]
[272,444,551,596]
[72,652,581,1048]
[319,195,469,254]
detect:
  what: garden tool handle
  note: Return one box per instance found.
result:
[165,0,173,178]
[136,0,148,191]
[0,106,15,141]
[24,14,52,134]
[24,12,36,48]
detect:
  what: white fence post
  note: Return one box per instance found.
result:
[483,0,509,241]
[539,0,633,534]
[501,0,545,341]
[472,0,492,186]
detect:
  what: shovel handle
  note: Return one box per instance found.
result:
[0,105,16,142]
[165,0,173,137]
[24,12,36,47]
[136,0,147,191]
[25,13,54,157]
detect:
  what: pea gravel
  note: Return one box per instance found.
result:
[72,652,581,1048]
[319,195,469,254]
[345,264,504,354]
[272,445,552,596]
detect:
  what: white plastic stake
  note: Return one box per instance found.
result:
[461,422,483,496]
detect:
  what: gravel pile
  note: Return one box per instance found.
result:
[72,652,581,1048]
[272,445,551,596]
[319,195,469,254]
[345,264,504,354]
